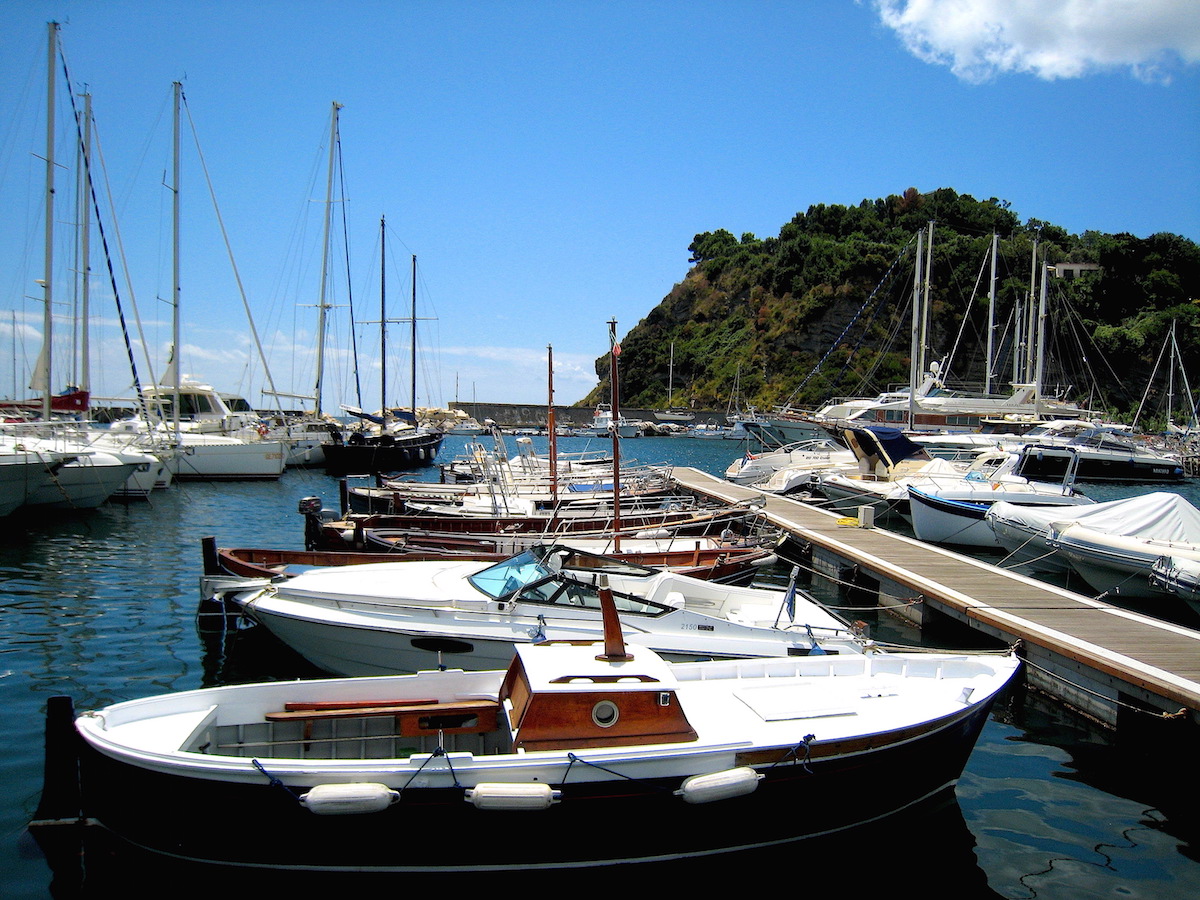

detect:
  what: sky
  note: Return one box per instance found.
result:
[2,0,1198,412]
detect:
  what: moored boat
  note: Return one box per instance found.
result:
[212,542,859,675]
[36,593,1020,871]
[985,493,1200,600]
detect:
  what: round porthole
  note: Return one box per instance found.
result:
[591,700,620,728]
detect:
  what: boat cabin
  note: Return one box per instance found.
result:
[499,640,698,751]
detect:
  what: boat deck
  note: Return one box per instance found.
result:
[670,467,1200,728]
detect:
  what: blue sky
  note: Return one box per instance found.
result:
[2,1,1198,411]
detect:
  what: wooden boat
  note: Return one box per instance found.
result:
[300,495,772,553]
[36,590,1020,871]
[205,538,778,587]
[211,542,859,675]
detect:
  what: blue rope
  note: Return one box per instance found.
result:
[252,758,302,803]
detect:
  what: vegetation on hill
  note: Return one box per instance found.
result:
[581,188,1200,430]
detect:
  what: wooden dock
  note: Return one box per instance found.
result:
[671,467,1200,732]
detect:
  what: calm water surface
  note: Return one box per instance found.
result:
[3,434,1198,898]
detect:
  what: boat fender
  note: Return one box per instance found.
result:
[674,767,764,804]
[634,529,671,540]
[751,553,777,567]
[299,783,400,815]
[464,783,562,810]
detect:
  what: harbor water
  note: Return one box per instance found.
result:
[2,434,1198,897]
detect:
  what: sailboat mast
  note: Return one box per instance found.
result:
[1168,319,1176,429]
[548,344,557,502]
[608,318,622,550]
[410,254,417,419]
[920,220,934,379]
[1034,258,1049,417]
[986,232,997,394]
[41,22,58,421]
[379,215,386,412]
[172,80,182,438]
[1024,234,1040,382]
[314,101,341,417]
[908,226,924,428]
[667,341,674,407]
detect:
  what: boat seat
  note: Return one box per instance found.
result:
[266,698,500,738]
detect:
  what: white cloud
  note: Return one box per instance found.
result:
[873,0,1200,83]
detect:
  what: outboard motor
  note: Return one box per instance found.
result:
[299,496,334,550]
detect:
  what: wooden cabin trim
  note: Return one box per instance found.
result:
[512,690,698,751]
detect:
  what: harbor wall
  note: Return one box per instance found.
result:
[448,402,729,428]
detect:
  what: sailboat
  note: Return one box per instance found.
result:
[749,228,1092,444]
[110,83,285,481]
[0,24,168,509]
[320,218,444,476]
[655,342,695,423]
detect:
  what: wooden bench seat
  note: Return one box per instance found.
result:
[266,699,500,737]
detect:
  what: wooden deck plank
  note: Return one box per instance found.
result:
[671,467,1200,718]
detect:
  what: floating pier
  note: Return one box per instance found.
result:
[671,467,1200,733]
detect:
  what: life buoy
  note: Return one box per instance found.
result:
[257,423,269,438]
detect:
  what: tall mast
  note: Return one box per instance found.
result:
[667,341,674,407]
[920,220,934,381]
[608,318,622,550]
[410,254,417,418]
[313,101,341,416]
[171,80,181,438]
[547,344,557,502]
[40,22,58,421]
[1034,258,1049,417]
[907,226,924,428]
[1024,234,1040,382]
[79,91,93,395]
[379,215,386,412]
[985,232,997,394]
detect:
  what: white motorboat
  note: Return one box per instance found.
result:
[40,595,1020,871]
[0,433,139,511]
[581,404,639,438]
[724,438,856,487]
[905,450,1094,548]
[908,485,1093,549]
[812,426,965,519]
[1002,420,1185,483]
[215,543,871,676]
[0,447,68,516]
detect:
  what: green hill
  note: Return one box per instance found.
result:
[582,187,1200,430]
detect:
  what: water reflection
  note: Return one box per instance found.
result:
[6,442,1200,899]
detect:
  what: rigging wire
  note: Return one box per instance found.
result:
[781,234,917,406]
[179,89,283,415]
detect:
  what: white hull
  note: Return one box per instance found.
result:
[0,450,61,516]
[222,546,865,676]
[168,436,287,480]
[908,487,1092,549]
[1056,525,1200,599]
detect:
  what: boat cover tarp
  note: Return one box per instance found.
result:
[985,492,1200,543]
[843,426,931,469]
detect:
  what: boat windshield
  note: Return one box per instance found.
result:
[468,549,550,599]
[466,547,669,616]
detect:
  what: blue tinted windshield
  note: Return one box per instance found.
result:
[467,550,552,599]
